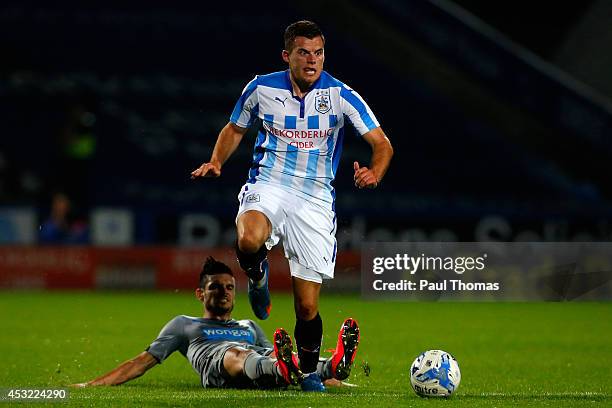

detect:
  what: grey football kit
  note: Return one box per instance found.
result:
[146,315,273,388]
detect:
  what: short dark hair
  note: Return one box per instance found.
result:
[199,256,234,288]
[284,20,325,52]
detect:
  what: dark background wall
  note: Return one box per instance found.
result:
[1,0,611,246]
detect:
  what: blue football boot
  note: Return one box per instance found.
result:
[300,372,326,392]
[248,259,272,320]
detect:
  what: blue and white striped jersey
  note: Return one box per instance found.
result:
[230,70,380,208]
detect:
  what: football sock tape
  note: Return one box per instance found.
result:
[235,241,268,281]
[316,359,332,380]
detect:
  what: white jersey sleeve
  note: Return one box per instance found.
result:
[230,76,260,128]
[339,83,380,136]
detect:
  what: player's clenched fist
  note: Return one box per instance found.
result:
[353,161,379,189]
[191,162,221,179]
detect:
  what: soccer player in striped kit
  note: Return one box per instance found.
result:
[192,20,393,391]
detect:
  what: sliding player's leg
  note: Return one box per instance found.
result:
[223,344,298,388]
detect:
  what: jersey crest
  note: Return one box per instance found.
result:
[315,91,331,114]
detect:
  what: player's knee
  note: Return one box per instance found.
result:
[295,301,318,321]
[237,232,266,254]
[237,211,270,253]
[223,348,251,377]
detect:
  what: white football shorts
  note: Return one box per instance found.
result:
[235,182,337,284]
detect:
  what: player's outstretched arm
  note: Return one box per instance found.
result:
[354,127,393,189]
[71,351,158,387]
[191,122,248,179]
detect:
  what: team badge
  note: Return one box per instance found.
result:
[246,193,260,203]
[314,92,331,114]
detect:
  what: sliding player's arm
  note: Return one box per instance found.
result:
[354,127,394,189]
[71,351,158,387]
[72,316,186,388]
[190,122,249,178]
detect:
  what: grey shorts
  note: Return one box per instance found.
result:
[200,344,273,389]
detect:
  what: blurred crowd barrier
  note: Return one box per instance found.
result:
[0,246,360,292]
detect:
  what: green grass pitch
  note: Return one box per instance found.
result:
[0,291,610,407]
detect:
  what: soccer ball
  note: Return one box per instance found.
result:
[410,350,461,397]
